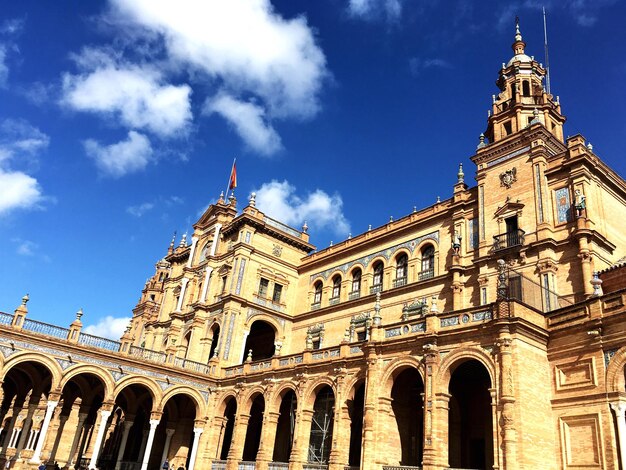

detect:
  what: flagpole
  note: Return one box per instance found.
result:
[224,158,236,201]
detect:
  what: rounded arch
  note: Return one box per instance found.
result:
[59,363,115,400]
[380,356,425,396]
[1,351,63,391]
[343,373,367,402]
[242,386,267,412]
[215,390,239,416]
[244,313,283,337]
[366,256,387,275]
[392,248,412,262]
[303,377,336,410]
[112,375,162,405]
[606,346,626,393]
[159,385,207,417]
[415,238,439,254]
[311,276,326,289]
[269,381,298,411]
[205,319,222,336]
[327,270,344,285]
[349,262,366,276]
[436,347,496,389]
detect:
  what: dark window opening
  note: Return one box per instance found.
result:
[503,121,513,136]
[392,368,425,466]
[313,282,322,304]
[273,390,297,462]
[348,383,365,466]
[308,387,335,463]
[208,325,220,359]
[242,395,265,461]
[522,80,530,97]
[258,278,269,298]
[272,283,283,303]
[220,399,237,460]
[243,320,275,362]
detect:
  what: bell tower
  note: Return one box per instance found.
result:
[484,19,565,144]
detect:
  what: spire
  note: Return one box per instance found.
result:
[512,16,526,56]
[168,232,176,255]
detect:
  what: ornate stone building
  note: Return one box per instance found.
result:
[2,23,626,470]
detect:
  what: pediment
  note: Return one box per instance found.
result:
[494,198,524,218]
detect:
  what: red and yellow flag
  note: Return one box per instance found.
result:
[228,160,237,190]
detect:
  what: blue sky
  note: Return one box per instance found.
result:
[1,0,625,339]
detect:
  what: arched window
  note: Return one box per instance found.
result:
[208,324,220,359]
[242,320,276,362]
[372,261,384,294]
[420,245,435,280]
[350,268,362,300]
[395,253,408,287]
[308,387,335,464]
[313,281,323,308]
[330,275,341,304]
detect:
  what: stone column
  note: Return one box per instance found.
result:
[88,408,112,469]
[421,344,440,470]
[66,412,88,468]
[329,372,348,470]
[140,418,160,470]
[47,413,69,462]
[361,351,381,470]
[210,224,222,256]
[29,399,58,463]
[176,278,190,311]
[497,332,518,470]
[434,392,451,468]
[187,236,199,268]
[289,409,313,470]
[256,411,280,470]
[201,267,214,303]
[610,402,626,469]
[114,420,134,470]
[15,403,37,457]
[187,427,204,470]
[159,428,175,469]
[226,413,250,470]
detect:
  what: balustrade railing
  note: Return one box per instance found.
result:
[311,302,321,311]
[212,460,227,470]
[119,463,141,470]
[129,345,167,363]
[174,356,210,374]
[263,216,302,239]
[238,461,256,470]
[0,312,13,326]
[78,332,122,352]
[269,463,290,470]
[383,466,422,470]
[329,296,340,306]
[303,464,328,470]
[392,277,407,288]
[22,318,70,339]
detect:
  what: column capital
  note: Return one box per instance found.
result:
[150,411,163,421]
[149,419,160,428]
[193,427,204,435]
[123,420,135,429]
[165,428,176,437]
[46,400,59,410]
[100,408,113,419]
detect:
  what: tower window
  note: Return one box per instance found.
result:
[522,80,530,97]
[272,283,283,303]
[503,121,512,136]
[258,278,269,297]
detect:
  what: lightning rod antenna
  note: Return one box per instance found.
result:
[543,6,551,94]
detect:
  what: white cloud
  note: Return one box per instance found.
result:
[0,18,24,36]
[0,46,7,88]
[84,130,153,178]
[348,0,403,21]
[0,169,44,215]
[62,54,192,138]
[254,180,350,236]
[204,93,282,155]
[104,0,327,152]
[126,202,155,217]
[409,57,453,76]
[0,119,49,216]
[84,315,131,340]
[13,238,38,256]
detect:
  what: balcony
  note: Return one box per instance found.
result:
[493,229,525,251]
[370,284,382,294]
[329,296,340,306]
[392,277,407,288]
[311,301,321,311]
[418,268,434,281]
[348,290,361,301]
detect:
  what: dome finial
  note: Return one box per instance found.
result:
[515,16,522,42]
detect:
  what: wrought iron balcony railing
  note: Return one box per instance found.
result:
[392,277,407,288]
[418,268,434,281]
[493,229,525,251]
[348,290,361,301]
[329,296,340,306]
[370,284,383,294]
